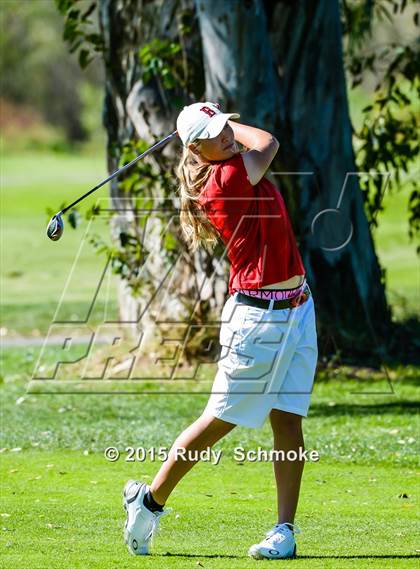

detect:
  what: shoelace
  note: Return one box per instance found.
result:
[147,507,173,543]
[265,522,301,541]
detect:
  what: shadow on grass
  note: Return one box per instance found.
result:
[316,364,420,387]
[158,552,240,559]
[299,555,419,559]
[309,401,419,417]
[155,553,419,560]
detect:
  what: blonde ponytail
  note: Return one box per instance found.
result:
[175,146,221,252]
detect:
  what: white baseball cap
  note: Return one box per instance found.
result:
[176,102,240,146]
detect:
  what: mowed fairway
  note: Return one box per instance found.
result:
[2,451,419,568]
[2,152,119,336]
[1,347,419,568]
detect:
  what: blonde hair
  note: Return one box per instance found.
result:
[176,145,221,252]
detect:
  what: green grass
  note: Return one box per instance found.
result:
[1,152,119,335]
[2,345,419,465]
[1,452,418,568]
[1,346,419,567]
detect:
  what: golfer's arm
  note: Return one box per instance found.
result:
[228,121,279,185]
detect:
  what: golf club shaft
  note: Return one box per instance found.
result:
[59,130,178,215]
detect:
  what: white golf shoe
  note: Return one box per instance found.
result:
[123,480,171,555]
[248,522,301,560]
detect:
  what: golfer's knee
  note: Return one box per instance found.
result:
[270,409,302,434]
[199,411,236,435]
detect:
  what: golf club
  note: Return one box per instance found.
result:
[46,130,179,241]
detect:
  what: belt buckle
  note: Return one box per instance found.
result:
[289,291,308,308]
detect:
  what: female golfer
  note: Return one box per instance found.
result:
[123,102,318,560]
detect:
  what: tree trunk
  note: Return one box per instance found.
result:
[98,0,144,338]
[268,0,391,360]
[197,0,391,361]
[98,0,226,360]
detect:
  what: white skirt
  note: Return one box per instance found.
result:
[204,290,318,429]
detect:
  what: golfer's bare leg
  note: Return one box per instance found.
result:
[150,412,236,505]
[269,409,305,524]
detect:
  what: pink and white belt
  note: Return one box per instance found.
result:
[234,278,307,301]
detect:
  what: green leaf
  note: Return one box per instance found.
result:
[79,49,93,69]
[69,39,83,54]
[55,0,75,14]
[67,209,81,229]
[81,2,96,22]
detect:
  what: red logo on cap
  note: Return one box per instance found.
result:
[200,106,216,118]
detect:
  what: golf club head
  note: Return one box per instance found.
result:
[47,214,64,241]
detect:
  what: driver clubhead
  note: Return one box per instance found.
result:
[47,214,64,241]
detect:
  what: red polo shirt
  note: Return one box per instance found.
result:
[197,153,305,294]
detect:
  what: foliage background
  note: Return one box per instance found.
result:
[1,0,418,342]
